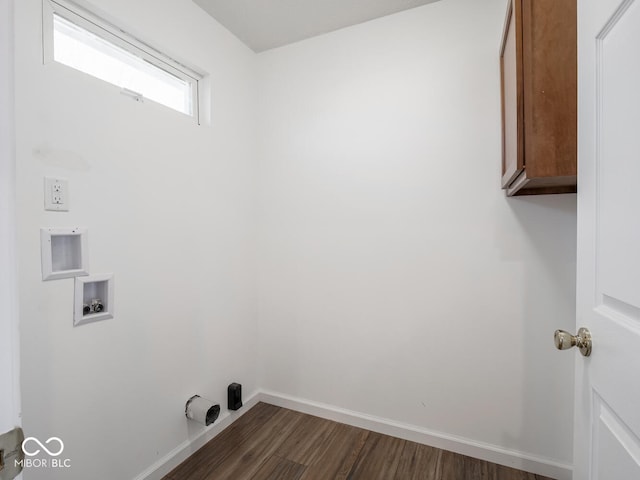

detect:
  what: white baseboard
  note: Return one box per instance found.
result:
[258,390,573,480]
[134,390,572,480]
[133,392,261,480]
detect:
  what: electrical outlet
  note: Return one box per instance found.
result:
[44,177,69,212]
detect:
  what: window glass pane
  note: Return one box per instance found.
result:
[53,13,193,116]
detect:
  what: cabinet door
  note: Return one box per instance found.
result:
[521,0,577,179]
[500,0,524,188]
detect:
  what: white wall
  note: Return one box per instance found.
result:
[14,1,258,478]
[256,0,576,469]
[15,0,577,477]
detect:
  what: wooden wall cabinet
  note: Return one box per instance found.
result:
[499,0,577,196]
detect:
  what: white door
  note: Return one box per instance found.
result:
[573,0,640,478]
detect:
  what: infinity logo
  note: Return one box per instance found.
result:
[22,437,65,457]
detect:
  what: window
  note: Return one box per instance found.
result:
[44,0,202,121]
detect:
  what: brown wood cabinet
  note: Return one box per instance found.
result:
[499,0,577,196]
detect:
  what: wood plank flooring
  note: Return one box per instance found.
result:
[164,402,555,480]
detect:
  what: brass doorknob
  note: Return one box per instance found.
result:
[554,328,592,357]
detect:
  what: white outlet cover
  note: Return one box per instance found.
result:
[44,177,69,211]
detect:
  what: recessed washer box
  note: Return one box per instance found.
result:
[40,227,89,281]
[74,274,114,326]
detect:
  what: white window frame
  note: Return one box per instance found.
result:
[42,0,203,123]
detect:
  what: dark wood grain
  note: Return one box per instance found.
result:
[164,403,557,480]
[499,0,577,196]
[396,441,441,480]
[250,455,306,480]
[460,454,490,479]
[346,431,405,479]
[437,449,466,480]
[298,423,369,480]
[275,411,338,466]
[522,0,577,180]
[165,402,281,480]
[495,463,538,480]
[200,408,303,479]
[500,0,524,188]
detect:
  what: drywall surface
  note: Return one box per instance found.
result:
[14,0,258,478]
[256,0,576,466]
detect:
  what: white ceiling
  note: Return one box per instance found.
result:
[193,0,442,52]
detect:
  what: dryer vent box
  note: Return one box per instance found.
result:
[40,227,89,281]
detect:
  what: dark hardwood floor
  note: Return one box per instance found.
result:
[164,402,555,480]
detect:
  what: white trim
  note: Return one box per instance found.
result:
[258,391,573,480]
[135,390,572,480]
[73,273,114,326]
[42,0,204,122]
[0,0,21,436]
[40,227,89,281]
[48,0,202,81]
[133,391,261,480]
